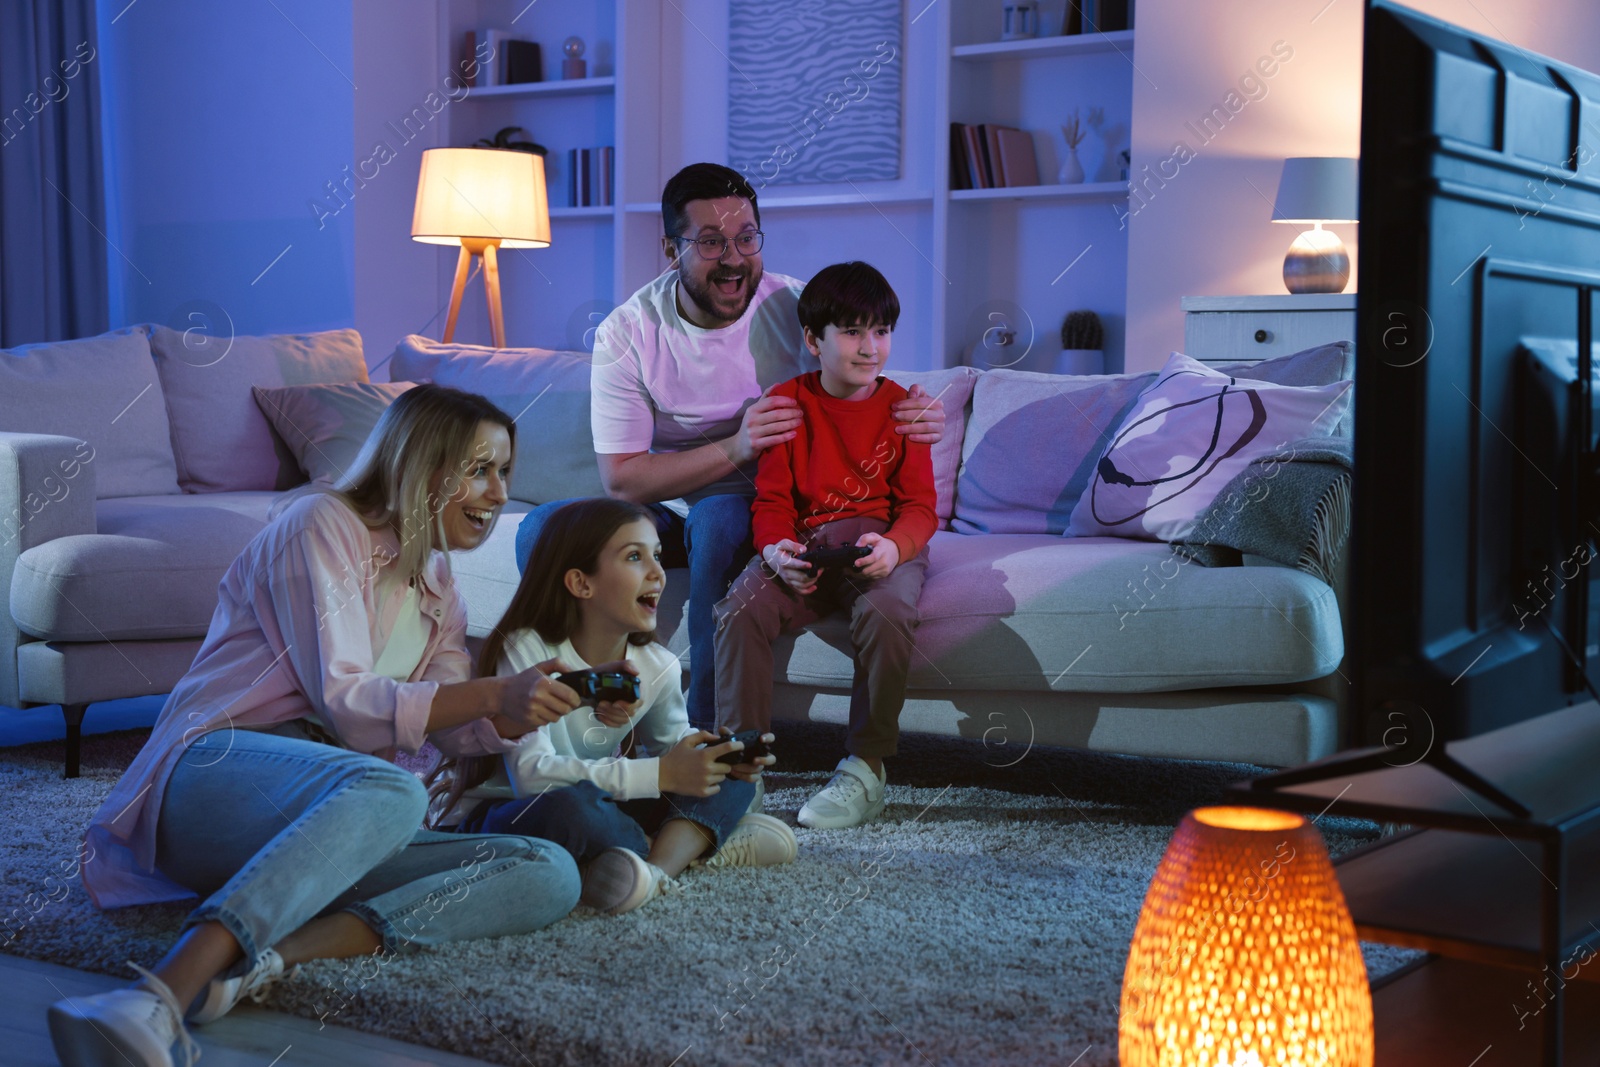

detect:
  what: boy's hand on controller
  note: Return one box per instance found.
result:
[494,658,581,734]
[733,388,803,466]
[764,538,818,595]
[588,658,643,728]
[854,533,900,579]
[660,731,734,797]
[717,728,777,782]
[892,383,945,445]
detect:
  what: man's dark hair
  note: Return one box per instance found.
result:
[661,163,760,238]
[796,261,901,336]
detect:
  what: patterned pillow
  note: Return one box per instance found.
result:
[1065,352,1351,542]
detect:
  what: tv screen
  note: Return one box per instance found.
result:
[1352,1,1600,746]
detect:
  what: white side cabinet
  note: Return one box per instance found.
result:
[1181,294,1356,364]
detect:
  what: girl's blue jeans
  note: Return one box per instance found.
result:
[458,778,755,862]
[154,728,580,975]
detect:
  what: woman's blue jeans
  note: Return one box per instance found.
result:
[515,494,754,730]
[459,778,755,863]
[154,728,580,972]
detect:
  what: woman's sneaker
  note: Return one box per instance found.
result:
[798,756,886,829]
[580,847,676,915]
[704,813,798,869]
[189,946,297,1025]
[49,964,199,1067]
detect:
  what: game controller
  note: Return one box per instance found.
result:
[553,670,641,706]
[705,728,773,765]
[798,544,871,568]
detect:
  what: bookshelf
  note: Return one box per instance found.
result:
[438,0,1133,370]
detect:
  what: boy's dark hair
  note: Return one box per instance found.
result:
[661,163,761,238]
[796,261,901,337]
[477,498,657,679]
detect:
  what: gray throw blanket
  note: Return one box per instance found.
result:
[1171,435,1353,584]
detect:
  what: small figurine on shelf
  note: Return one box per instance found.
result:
[1059,111,1087,185]
[1001,1,1039,41]
[562,36,587,79]
[1057,310,1104,375]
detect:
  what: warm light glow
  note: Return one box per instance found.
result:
[411,147,550,248]
[1120,806,1374,1067]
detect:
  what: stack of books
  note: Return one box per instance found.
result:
[569,147,615,207]
[463,30,542,86]
[950,123,1040,190]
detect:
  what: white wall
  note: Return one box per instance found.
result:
[1124,0,1600,373]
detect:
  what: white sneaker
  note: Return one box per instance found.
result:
[580,847,676,915]
[189,946,297,1025]
[704,813,798,869]
[49,964,200,1067]
[798,756,886,829]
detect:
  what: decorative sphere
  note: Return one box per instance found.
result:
[563,36,585,59]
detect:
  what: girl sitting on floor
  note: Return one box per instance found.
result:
[440,497,797,914]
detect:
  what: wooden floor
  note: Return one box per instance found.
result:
[1,953,493,1067]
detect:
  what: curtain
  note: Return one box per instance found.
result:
[0,0,108,347]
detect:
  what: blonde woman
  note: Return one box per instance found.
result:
[50,385,583,1067]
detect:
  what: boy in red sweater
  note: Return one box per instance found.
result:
[713,261,936,829]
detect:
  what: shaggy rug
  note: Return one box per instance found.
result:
[0,726,1415,1066]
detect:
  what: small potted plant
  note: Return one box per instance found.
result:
[1059,111,1087,184]
[1057,310,1104,374]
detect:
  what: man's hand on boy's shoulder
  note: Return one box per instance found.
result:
[892,383,945,445]
[853,533,900,580]
[731,386,803,466]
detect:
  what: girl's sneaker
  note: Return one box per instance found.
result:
[704,813,798,869]
[581,847,676,915]
[189,946,297,1025]
[49,964,200,1067]
[798,756,886,829]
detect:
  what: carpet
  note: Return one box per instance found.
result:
[0,725,1416,1066]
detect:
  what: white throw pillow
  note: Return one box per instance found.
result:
[1065,351,1351,542]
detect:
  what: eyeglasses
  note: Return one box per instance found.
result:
[670,231,765,260]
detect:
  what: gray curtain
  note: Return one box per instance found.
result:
[0,0,108,346]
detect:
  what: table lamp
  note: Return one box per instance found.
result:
[1271,156,1358,294]
[411,147,550,348]
[1120,806,1374,1067]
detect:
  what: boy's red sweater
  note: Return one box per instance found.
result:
[752,372,937,564]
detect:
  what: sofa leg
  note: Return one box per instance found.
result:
[62,702,87,779]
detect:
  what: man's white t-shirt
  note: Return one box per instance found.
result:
[590,268,816,516]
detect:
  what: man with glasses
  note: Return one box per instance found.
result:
[515,162,944,732]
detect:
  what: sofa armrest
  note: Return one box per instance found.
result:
[0,432,97,706]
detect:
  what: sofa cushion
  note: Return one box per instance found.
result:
[0,326,181,499]
[1218,340,1355,438]
[388,335,605,505]
[149,326,367,493]
[884,366,976,524]
[952,369,1156,535]
[1065,352,1351,541]
[773,531,1342,692]
[11,493,277,640]
[253,382,416,485]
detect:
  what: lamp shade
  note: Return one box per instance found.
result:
[1120,806,1374,1067]
[411,148,550,248]
[1270,157,1358,224]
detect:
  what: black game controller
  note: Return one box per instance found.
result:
[705,728,773,765]
[798,544,871,568]
[554,670,641,706]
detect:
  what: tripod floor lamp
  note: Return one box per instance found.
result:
[411,147,550,348]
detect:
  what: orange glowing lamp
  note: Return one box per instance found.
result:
[1120,806,1374,1067]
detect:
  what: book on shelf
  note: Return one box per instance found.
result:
[469,28,524,86]
[949,124,971,190]
[950,123,1040,189]
[994,128,1039,187]
[504,39,542,84]
[568,146,615,207]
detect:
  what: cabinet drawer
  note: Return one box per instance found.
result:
[1185,309,1356,363]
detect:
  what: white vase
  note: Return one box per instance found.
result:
[1054,349,1104,375]
[1058,147,1085,185]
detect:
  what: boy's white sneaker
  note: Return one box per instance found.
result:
[798,756,886,829]
[49,964,199,1067]
[189,946,297,1025]
[704,813,798,869]
[581,847,676,915]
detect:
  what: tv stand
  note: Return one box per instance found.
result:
[1232,703,1600,1065]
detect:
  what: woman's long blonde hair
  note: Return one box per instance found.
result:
[307,383,515,586]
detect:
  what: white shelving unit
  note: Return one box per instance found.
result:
[438,0,1133,369]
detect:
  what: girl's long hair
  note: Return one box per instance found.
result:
[476,497,659,678]
[289,383,516,587]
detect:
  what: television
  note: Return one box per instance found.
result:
[1351,0,1600,747]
